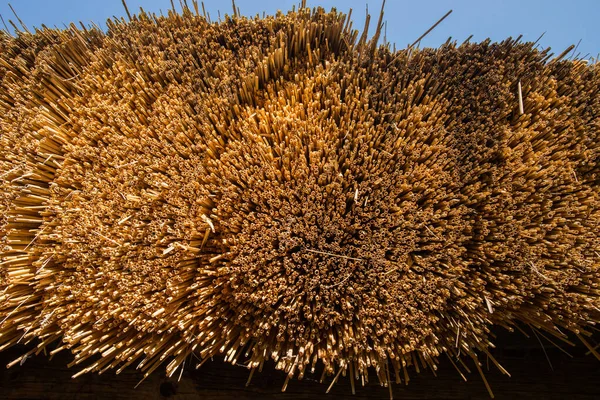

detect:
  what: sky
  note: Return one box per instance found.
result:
[0,0,598,60]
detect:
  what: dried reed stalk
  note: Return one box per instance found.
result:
[0,1,599,396]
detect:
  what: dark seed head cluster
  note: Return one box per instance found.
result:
[1,2,599,392]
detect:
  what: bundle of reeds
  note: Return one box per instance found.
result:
[0,1,598,397]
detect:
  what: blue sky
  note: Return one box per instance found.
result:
[1,1,598,59]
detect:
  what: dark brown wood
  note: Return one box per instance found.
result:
[1,329,599,400]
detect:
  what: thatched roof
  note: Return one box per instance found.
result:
[1,2,598,396]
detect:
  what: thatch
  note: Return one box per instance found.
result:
[0,1,599,396]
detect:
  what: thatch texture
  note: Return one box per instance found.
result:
[0,2,599,396]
